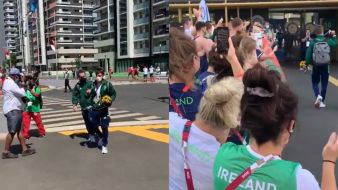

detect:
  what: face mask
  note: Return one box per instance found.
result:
[96,76,103,82]
[79,77,86,82]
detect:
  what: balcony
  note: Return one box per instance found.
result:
[5,21,17,25]
[4,2,15,7]
[7,39,16,43]
[5,27,17,32]
[58,30,72,33]
[5,15,16,19]
[94,29,101,34]
[134,48,149,54]
[133,17,149,25]
[134,33,149,40]
[153,45,169,53]
[153,0,167,7]
[133,2,149,11]
[94,39,114,48]
[57,0,71,5]
[58,20,72,24]
[4,8,15,13]
[56,10,71,14]
[6,33,17,37]
[83,4,95,8]
[58,39,73,43]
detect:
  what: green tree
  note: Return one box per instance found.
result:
[74,58,81,68]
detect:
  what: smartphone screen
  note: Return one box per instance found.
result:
[216,27,229,54]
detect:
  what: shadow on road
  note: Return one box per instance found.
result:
[70,132,99,149]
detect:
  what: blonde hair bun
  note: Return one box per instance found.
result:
[198,77,243,129]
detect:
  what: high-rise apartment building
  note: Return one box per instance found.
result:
[3,0,18,54]
[93,0,115,73]
[44,0,98,70]
[93,0,168,72]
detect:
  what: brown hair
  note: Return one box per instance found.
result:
[208,47,233,81]
[169,27,197,88]
[231,17,243,28]
[96,68,104,75]
[237,36,257,66]
[240,64,298,145]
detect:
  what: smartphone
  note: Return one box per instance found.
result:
[216,27,229,54]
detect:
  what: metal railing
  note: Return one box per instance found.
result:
[134,17,149,25]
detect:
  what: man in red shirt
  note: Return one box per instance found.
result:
[108,67,113,80]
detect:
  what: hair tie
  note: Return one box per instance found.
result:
[247,87,274,98]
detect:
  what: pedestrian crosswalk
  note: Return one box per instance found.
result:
[0,96,163,132]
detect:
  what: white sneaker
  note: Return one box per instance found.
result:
[88,135,96,143]
[102,146,108,154]
[314,95,322,108]
[320,102,326,108]
[98,139,103,147]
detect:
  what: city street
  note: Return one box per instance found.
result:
[0,63,338,188]
[0,83,168,189]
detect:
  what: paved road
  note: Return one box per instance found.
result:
[282,63,338,181]
[0,84,168,133]
[0,83,168,189]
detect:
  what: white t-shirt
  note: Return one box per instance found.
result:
[149,67,154,74]
[2,77,26,114]
[94,84,102,103]
[246,145,320,190]
[143,67,148,75]
[169,112,220,190]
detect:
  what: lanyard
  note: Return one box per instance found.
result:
[169,85,190,118]
[225,154,275,190]
[182,120,195,190]
[233,130,247,146]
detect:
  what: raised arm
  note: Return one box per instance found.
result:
[321,132,338,190]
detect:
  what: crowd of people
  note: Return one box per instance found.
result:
[169,10,338,190]
[128,65,162,82]
[0,66,116,159]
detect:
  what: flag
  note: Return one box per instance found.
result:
[30,0,38,13]
[49,38,56,52]
[199,0,210,22]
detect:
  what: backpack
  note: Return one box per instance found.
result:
[312,40,331,65]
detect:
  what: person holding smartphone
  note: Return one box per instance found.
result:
[194,21,214,75]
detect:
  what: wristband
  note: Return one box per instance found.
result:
[323,160,336,164]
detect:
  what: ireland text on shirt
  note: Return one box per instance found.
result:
[169,128,212,164]
[216,167,277,190]
[169,97,194,106]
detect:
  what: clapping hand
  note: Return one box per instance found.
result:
[322,132,338,163]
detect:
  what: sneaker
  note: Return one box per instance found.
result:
[320,102,326,108]
[102,146,108,154]
[2,152,18,159]
[314,95,322,108]
[88,135,96,143]
[22,148,36,157]
[98,139,103,147]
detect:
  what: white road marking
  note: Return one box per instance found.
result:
[135,116,161,121]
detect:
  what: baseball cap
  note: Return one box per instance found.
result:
[9,68,20,75]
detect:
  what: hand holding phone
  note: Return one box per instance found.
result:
[216,27,229,54]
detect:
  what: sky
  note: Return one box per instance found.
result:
[0,2,5,61]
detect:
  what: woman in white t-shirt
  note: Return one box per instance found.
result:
[169,77,243,190]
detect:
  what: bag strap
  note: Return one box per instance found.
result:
[182,120,195,190]
[225,154,275,190]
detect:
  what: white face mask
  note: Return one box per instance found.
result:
[96,76,103,82]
